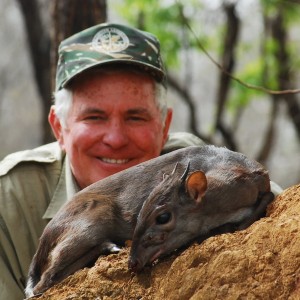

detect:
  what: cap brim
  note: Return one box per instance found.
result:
[61,59,165,89]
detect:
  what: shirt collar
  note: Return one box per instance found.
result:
[43,155,80,219]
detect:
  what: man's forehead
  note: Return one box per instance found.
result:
[69,65,157,89]
[72,96,157,114]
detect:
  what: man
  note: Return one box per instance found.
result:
[0,23,204,299]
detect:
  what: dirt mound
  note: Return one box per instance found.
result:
[31,184,300,299]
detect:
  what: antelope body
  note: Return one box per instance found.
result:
[25,145,273,297]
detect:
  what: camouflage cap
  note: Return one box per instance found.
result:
[55,22,166,91]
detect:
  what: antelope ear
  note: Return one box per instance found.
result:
[185,171,207,204]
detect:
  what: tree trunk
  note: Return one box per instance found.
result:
[50,0,107,92]
[255,14,279,164]
[17,0,107,143]
[214,2,240,151]
[271,10,300,140]
[16,0,52,143]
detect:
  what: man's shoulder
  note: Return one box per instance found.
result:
[0,142,64,177]
[162,132,206,154]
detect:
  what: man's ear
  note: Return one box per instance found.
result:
[162,108,173,145]
[48,106,65,149]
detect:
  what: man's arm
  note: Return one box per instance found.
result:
[0,145,63,299]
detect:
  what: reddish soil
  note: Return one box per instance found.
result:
[31,184,300,300]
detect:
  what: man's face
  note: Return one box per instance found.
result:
[50,71,172,189]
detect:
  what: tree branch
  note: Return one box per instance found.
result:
[167,73,211,144]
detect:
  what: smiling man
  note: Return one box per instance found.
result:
[0,23,204,299]
[50,68,172,189]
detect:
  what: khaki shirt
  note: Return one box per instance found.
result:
[0,132,205,300]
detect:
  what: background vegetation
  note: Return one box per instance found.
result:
[0,0,299,188]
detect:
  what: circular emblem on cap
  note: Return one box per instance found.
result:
[92,27,130,53]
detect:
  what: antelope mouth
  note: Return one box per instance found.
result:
[150,249,164,264]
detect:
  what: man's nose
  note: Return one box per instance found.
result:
[102,120,129,149]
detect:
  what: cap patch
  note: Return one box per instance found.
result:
[92,27,130,53]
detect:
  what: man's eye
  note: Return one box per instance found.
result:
[130,117,144,121]
[85,115,106,121]
[128,116,148,122]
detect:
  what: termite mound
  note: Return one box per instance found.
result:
[31,184,300,300]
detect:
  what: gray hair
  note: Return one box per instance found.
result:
[53,77,168,128]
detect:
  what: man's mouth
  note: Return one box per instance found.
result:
[100,157,130,164]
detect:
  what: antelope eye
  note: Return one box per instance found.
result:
[156,212,172,225]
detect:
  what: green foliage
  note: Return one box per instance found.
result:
[227,35,281,115]
[115,0,300,117]
[227,58,267,113]
[113,0,205,69]
[228,0,300,115]
[262,0,300,24]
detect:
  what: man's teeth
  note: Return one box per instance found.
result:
[101,158,129,164]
